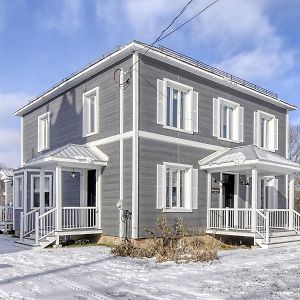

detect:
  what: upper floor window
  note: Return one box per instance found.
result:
[156,163,198,212]
[31,175,52,208]
[14,176,23,209]
[157,78,198,133]
[38,112,50,152]
[83,87,99,137]
[254,110,278,151]
[213,97,244,143]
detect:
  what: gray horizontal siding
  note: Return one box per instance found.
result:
[138,137,213,238]
[23,56,133,163]
[139,55,287,157]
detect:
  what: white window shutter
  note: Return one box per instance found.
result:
[274,118,278,151]
[213,98,220,137]
[156,165,165,209]
[193,91,199,133]
[239,107,244,143]
[157,79,165,125]
[253,111,258,146]
[192,169,198,209]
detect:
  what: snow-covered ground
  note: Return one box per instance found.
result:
[0,235,300,299]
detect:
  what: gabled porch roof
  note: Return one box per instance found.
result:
[199,145,300,175]
[25,144,109,169]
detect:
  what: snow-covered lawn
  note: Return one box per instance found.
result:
[0,235,300,299]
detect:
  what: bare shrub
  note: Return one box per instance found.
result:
[111,214,219,263]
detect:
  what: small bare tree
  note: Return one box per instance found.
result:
[289,124,300,211]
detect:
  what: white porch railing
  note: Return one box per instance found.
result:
[62,207,97,230]
[0,206,13,222]
[209,208,252,231]
[256,210,269,243]
[293,210,300,233]
[267,209,289,229]
[21,208,40,239]
[37,208,57,243]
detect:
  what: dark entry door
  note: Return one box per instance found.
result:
[223,173,235,208]
[87,170,96,227]
[87,170,96,207]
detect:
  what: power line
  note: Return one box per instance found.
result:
[144,0,194,55]
[157,0,219,43]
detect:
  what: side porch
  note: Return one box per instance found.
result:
[200,145,300,248]
[15,144,108,248]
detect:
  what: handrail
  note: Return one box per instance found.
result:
[37,207,57,243]
[256,210,269,244]
[293,210,300,233]
[23,208,40,237]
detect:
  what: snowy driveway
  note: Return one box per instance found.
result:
[0,235,300,299]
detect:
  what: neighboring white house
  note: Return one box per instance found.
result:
[0,169,13,231]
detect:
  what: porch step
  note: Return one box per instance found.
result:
[40,235,57,249]
[256,231,300,249]
[15,238,39,248]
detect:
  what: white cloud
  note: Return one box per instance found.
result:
[0,92,31,168]
[42,0,83,33]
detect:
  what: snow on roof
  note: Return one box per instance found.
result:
[0,169,13,180]
[201,145,300,168]
[26,144,108,165]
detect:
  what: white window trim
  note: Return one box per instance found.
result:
[163,162,193,212]
[37,112,50,152]
[163,78,194,134]
[30,175,53,209]
[256,110,276,152]
[217,97,241,143]
[82,87,100,138]
[14,175,23,209]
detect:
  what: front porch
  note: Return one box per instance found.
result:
[17,144,108,247]
[200,145,300,247]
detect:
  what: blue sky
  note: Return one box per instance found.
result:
[0,0,300,167]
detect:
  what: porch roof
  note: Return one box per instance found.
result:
[25,144,109,169]
[199,145,300,175]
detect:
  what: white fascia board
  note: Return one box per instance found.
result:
[132,43,296,111]
[14,43,136,117]
[198,149,229,166]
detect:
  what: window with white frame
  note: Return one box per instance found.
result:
[38,112,50,152]
[157,78,198,133]
[254,110,278,151]
[83,87,99,137]
[157,163,198,211]
[31,175,52,208]
[213,97,244,143]
[14,176,23,209]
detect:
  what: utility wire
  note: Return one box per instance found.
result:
[156,0,219,43]
[144,0,194,55]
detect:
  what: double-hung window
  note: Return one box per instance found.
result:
[254,110,278,151]
[14,176,23,209]
[83,87,99,137]
[157,78,199,133]
[38,112,50,152]
[213,97,244,143]
[157,163,198,212]
[31,175,52,208]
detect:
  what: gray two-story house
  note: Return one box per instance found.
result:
[13,41,300,248]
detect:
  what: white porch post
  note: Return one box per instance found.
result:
[289,174,295,230]
[40,169,45,214]
[4,181,8,222]
[23,170,28,232]
[96,168,102,229]
[55,166,62,232]
[251,169,258,232]
[234,174,239,228]
[207,172,212,229]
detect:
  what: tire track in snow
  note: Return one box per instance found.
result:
[43,274,109,299]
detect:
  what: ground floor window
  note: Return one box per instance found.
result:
[31,175,52,208]
[14,176,23,208]
[157,163,198,211]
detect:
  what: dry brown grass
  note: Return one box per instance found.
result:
[111,214,220,263]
